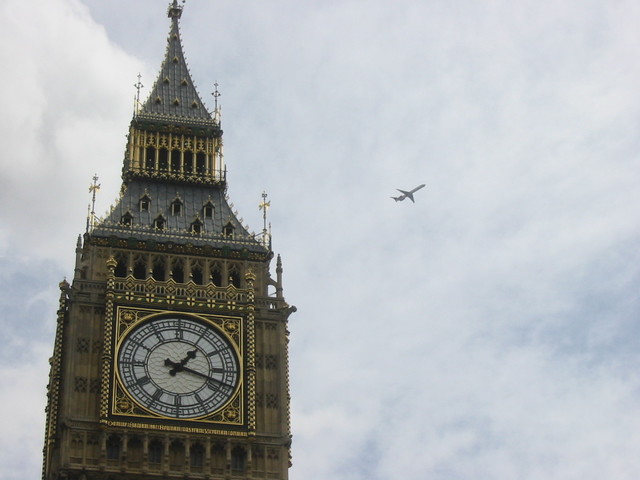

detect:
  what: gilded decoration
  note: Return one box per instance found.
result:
[109,305,246,429]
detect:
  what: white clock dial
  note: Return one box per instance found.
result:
[117,316,240,419]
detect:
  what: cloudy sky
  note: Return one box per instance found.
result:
[1,0,640,478]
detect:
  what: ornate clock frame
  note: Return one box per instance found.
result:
[99,258,258,436]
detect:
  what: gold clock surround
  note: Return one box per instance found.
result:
[107,306,245,430]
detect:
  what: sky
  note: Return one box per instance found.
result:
[1,0,639,479]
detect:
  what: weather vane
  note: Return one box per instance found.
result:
[134,73,144,115]
[87,174,101,232]
[259,191,271,247]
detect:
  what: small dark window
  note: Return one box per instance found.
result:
[230,271,241,288]
[152,257,165,281]
[159,148,169,171]
[192,265,203,285]
[171,201,182,216]
[146,147,156,171]
[223,222,234,237]
[172,261,184,283]
[114,254,127,277]
[231,446,245,472]
[203,204,214,219]
[196,152,206,173]
[211,268,222,286]
[191,219,203,234]
[171,149,181,172]
[154,216,165,230]
[139,196,151,212]
[106,436,121,460]
[149,440,163,464]
[121,212,133,226]
[184,150,193,173]
[133,257,146,280]
[190,443,204,469]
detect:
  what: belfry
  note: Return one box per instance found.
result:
[42,2,295,479]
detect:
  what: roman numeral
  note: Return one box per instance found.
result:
[152,389,163,401]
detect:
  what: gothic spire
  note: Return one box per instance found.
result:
[138,0,215,126]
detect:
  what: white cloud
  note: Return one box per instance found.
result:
[1,0,639,479]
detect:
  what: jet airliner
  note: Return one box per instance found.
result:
[391,184,425,203]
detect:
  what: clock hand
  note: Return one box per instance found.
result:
[165,358,182,376]
[179,349,198,366]
[165,349,199,376]
[180,365,236,389]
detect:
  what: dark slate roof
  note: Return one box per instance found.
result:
[138,2,214,125]
[92,182,267,254]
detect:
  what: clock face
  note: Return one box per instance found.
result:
[117,316,240,419]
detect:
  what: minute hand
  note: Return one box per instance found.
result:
[181,366,236,389]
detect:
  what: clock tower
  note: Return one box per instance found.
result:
[42,2,295,479]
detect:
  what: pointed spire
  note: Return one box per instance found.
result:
[138,0,215,125]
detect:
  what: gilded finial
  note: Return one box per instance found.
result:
[86,174,101,233]
[168,0,185,19]
[259,191,271,248]
[134,73,144,115]
[212,82,221,125]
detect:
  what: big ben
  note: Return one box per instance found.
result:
[42,2,295,479]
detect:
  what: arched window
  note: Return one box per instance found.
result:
[171,258,184,283]
[159,148,169,171]
[171,149,181,173]
[70,434,83,462]
[191,219,203,234]
[203,202,214,219]
[169,440,185,471]
[191,260,204,285]
[139,194,151,212]
[146,146,156,172]
[154,215,166,230]
[86,435,100,463]
[128,437,143,466]
[133,255,146,280]
[121,212,133,227]
[190,443,204,471]
[171,199,183,216]
[106,435,121,461]
[229,264,241,288]
[183,150,193,173]
[223,222,234,238]
[210,262,222,286]
[231,446,246,473]
[148,439,163,466]
[196,152,206,174]
[211,443,225,474]
[152,256,166,281]
[114,253,127,277]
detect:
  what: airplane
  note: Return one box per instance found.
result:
[391,184,425,203]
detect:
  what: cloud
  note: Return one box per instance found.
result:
[0,0,143,263]
[2,1,639,479]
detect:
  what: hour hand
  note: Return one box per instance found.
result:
[165,358,182,376]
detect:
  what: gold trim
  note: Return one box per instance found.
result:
[109,305,246,428]
[103,419,248,436]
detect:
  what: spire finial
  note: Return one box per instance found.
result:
[87,174,101,233]
[134,73,144,115]
[259,191,271,248]
[212,82,222,125]
[168,0,184,19]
